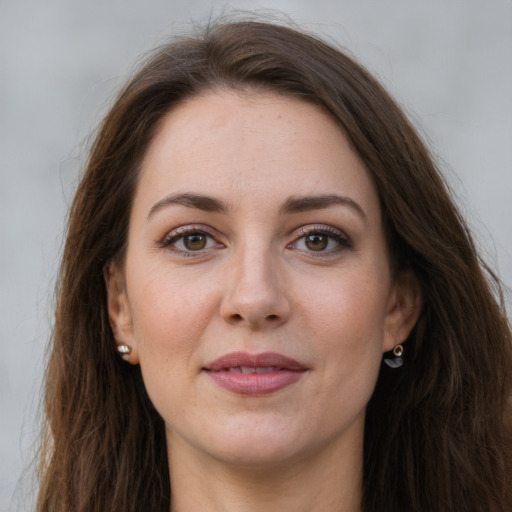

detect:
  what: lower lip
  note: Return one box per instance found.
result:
[205,369,305,395]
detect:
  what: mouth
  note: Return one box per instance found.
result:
[203,352,308,395]
[219,366,286,374]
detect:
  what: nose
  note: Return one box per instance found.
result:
[220,246,291,329]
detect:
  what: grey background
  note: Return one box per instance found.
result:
[1,0,511,510]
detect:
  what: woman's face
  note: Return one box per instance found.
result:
[107,91,419,468]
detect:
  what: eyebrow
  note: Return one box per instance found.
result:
[148,192,367,223]
[280,194,368,223]
[148,192,227,218]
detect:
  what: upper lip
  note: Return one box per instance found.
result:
[204,351,307,371]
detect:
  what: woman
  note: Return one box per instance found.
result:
[37,19,512,512]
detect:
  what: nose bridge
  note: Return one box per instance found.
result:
[220,234,290,328]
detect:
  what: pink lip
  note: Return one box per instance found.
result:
[203,351,308,395]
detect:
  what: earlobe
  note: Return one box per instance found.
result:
[382,269,422,353]
[104,262,139,364]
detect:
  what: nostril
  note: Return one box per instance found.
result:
[232,313,243,321]
[267,314,278,321]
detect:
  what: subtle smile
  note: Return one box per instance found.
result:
[203,352,308,395]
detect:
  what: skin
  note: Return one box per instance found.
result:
[106,91,421,512]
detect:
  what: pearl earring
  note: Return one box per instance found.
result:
[117,344,132,360]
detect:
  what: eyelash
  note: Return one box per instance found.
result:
[160,225,222,257]
[159,224,352,257]
[291,225,352,256]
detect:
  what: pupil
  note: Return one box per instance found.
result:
[184,234,206,250]
[306,234,328,251]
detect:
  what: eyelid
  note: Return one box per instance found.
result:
[158,223,351,257]
[290,224,352,253]
[159,224,223,255]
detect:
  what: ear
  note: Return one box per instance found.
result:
[104,262,139,364]
[382,269,422,353]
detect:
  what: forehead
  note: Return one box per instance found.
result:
[136,91,380,219]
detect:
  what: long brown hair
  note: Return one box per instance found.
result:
[38,19,512,512]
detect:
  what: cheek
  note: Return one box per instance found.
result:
[301,269,389,342]
[298,266,390,389]
[127,272,214,417]
[127,263,219,365]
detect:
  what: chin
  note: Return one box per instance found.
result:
[210,439,303,468]
[196,415,312,467]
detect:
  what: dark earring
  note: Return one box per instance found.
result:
[384,344,403,368]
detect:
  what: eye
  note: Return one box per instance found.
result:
[161,227,221,255]
[303,233,330,251]
[176,232,211,251]
[291,226,351,254]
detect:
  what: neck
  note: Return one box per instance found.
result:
[167,431,363,512]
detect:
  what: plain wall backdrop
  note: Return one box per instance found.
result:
[1,0,511,510]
